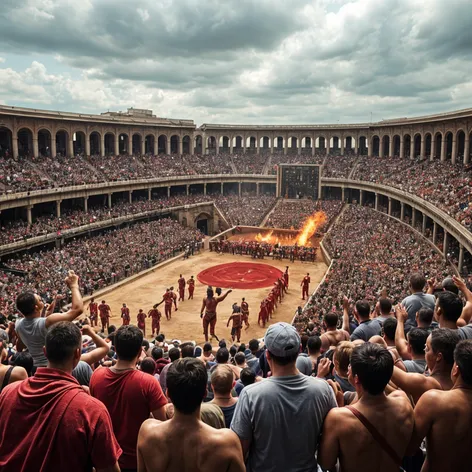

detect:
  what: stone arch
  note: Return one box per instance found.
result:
[316,136,327,151]
[330,136,340,152]
[131,133,142,155]
[38,128,52,157]
[17,127,34,157]
[413,133,421,158]
[371,135,380,156]
[88,131,101,156]
[207,136,217,154]
[104,132,115,155]
[118,133,130,155]
[194,211,213,235]
[457,129,466,162]
[261,136,270,150]
[445,131,453,160]
[55,129,70,157]
[220,135,230,152]
[246,136,257,151]
[194,134,203,154]
[0,126,13,157]
[381,135,390,157]
[433,132,442,160]
[424,133,432,158]
[301,136,312,152]
[145,134,155,154]
[275,136,284,151]
[158,134,167,154]
[182,135,191,154]
[344,136,353,153]
[73,130,86,155]
[233,136,244,151]
[358,136,367,155]
[170,134,179,154]
[288,136,298,151]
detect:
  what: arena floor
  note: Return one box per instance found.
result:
[100,250,327,345]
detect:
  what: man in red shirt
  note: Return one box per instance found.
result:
[121,303,130,326]
[88,297,99,327]
[284,266,289,290]
[148,304,162,336]
[0,321,121,472]
[157,288,174,321]
[137,309,147,337]
[178,274,186,302]
[170,286,178,311]
[301,273,311,300]
[90,325,167,471]
[188,275,195,299]
[241,298,250,329]
[98,300,111,333]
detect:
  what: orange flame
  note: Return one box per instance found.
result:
[296,211,327,246]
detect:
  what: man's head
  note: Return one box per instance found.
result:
[425,328,460,372]
[382,318,397,343]
[114,325,143,362]
[334,341,355,376]
[452,340,472,386]
[156,334,165,343]
[140,358,156,375]
[206,287,214,299]
[407,328,429,357]
[11,351,34,376]
[416,307,434,327]
[211,364,235,396]
[181,344,195,359]
[203,342,212,354]
[355,300,370,320]
[265,322,300,367]
[101,300,106,304]
[435,291,463,325]
[151,346,163,361]
[16,292,43,317]
[324,312,339,329]
[234,352,246,366]
[168,347,181,362]
[248,339,259,354]
[307,336,322,355]
[216,347,229,364]
[379,298,392,316]
[442,277,459,295]
[349,343,393,395]
[44,321,82,371]
[167,358,207,414]
[409,273,426,292]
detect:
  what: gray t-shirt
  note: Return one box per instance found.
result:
[350,319,382,342]
[231,374,336,472]
[404,359,427,373]
[15,317,48,367]
[459,325,472,340]
[401,292,436,328]
[296,353,313,376]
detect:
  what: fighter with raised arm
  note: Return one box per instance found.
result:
[200,287,232,342]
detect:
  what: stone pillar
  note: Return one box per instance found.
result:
[451,138,457,164]
[432,222,437,246]
[422,214,427,235]
[115,135,120,156]
[153,137,158,155]
[51,136,56,158]
[465,137,470,165]
[340,137,344,156]
[368,137,372,158]
[12,137,18,160]
[440,138,446,162]
[388,198,392,216]
[129,191,133,204]
[341,187,345,202]
[33,137,39,158]
[412,208,416,227]
[420,138,425,159]
[85,135,91,156]
[353,138,358,156]
[84,197,88,212]
[459,245,465,273]
[186,185,189,196]
[100,134,105,157]
[26,205,33,226]
[443,230,449,258]
[399,136,404,158]
[256,182,260,196]
[256,137,260,155]
[221,182,224,195]
[359,190,364,205]
[326,138,330,156]
[141,138,145,156]
[379,139,384,158]
[375,193,379,210]
[284,139,288,156]
[312,137,316,156]
[410,140,415,159]
[56,200,61,218]
[215,140,219,156]
[165,137,170,155]
[108,193,112,208]
[238,182,241,197]
[389,138,393,157]
[167,187,171,198]
[148,188,152,201]
[297,139,301,156]
[430,137,436,161]
[230,140,233,155]
[204,183,207,196]
[400,202,405,221]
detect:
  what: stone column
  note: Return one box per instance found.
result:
[230,140,233,155]
[51,136,56,158]
[340,137,344,156]
[298,139,301,156]
[359,190,364,205]
[153,136,158,155]
[420,137,425,159]
[432,221,437,245]
[326,138,330,156]
[26,205,33,226]
[443,230,449,258]
[115,135,120,156]
[375,193,379,210]
[412,208,416,227]
[215,140,219,156]
[68,138,74,158]
[256,182,260,196]
[430,137,436,161]
[422,214,427,235]
[186,185,190,196]
[33,137,39,158]
[399,136,404,158]
[56,200,61,218]
[353,137,358,156]
[256,137,260,155]
[400,202,405,221]
[221,182,224,195]
[204,183,207,196]
[341,187,345,202]
[100,134,105,157]
[148,188,152,201]
[12,137,18,160]
[459,245,465,273]
[284,138,288,156]
[368,137,372,158]
[388,137,393,157]
[388,198,392,215]
[379,139,384,158]
[165,137,170,155]
[167,187,171,198]
[108,193,112,208]
[451,138,457,164]
[129,191,133,204]
[141,138,146,156]
[312,136,316,156]
[440,138,446,162]
[238,182,241,197]
[465,137,470,165]
[270,138,274,155]
[410,140,415,159]
[84,197,88,212]
[85,135,91,156]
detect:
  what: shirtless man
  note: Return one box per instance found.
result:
[148,304,162,337]
[227,305,243,343]
[169,286,178,311]
[241,298,250,329]
[188,276,195,300]
[321,311,350,353]
[121,303,130,326]
[200,287,232,342]
[319,343,414,472]
[258,299,269,328]
[409,340,472,472]
[137,309,147,337]
[87,298,98,327]
[178,275,186,302]
[98,300,111,333]
[283,266,289,291]
[157,289,174,321]
[301,273,310,300]
[390,328,460,404]
[137,358,245,472]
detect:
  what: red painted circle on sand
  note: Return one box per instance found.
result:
[197,262,283,290]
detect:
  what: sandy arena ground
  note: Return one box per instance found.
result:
[98,249,327,345]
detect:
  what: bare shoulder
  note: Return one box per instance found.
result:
[388,389,413,406]
[138,418,166,442]
[326,406,352,423]
[206,423,240,445]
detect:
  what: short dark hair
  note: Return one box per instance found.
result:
[454,340,472,385]
[155,334,165,343]
[114,325,143,361]
[168,347,181,362]
[142,339,150,351]
[267,350,299,366]
[140,358,156,375]
[355,300,370,319]
[108,325,116,335]
[379,298,392,315]
[301,335,309,351]
[218,339,227,349]
[151,347,163,361]
[181,344,195,359]
[240,367,256,386]
[417,308,434,325]
[408,328,429,355]
[16,292,37,317]
[410,273,426,291]
[45,321,81,364]
[324,312,338,328]
[431,328,460,365]
[229,345,237,358]
[248,339,259,352]
[350,343,393,395]
[238,343,246,353]
[307,336,321,354]
[216,347,229,364]
[167,358,207,414]
[382,318,397,341]
[10,351,34,376]
[203,342,212,353]
[442,277,459,295]
[437,292,463,323]
[234,352,246,365]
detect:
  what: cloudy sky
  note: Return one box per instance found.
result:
[1,0,471,125]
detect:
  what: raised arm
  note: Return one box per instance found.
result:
[453,276,472,327]
[45,271,84,328]
[80,325,110,366]
[216,289,233,303]
[342,296,350,334]
[394,304,411,360]
[426,278,435,295]
[390,366,434,404]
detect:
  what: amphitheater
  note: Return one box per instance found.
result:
[0,104,471,341]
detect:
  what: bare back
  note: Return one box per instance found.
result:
[138,418,244,472]
[322,330,349,350]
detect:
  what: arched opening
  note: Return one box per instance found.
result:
[468,132,472,163]
[393,135,401,157]
[382,136,390,157]
[434,132,442,160]
[132,134,142,155]
[170,135,179,154]
[0,127,12,157]
[457,130,465,163]
[194,135,203,154]
[317,137,326,152]
[158,135,167,154]
[262,136,270,150]
[404,135,411,158]
[145,134,154,154]
[345,136,353,154]
[276,137,284,151]
[302,136,312,153]
[331,136,340,153]
[90,131,101,156]
[247,136,257,152]
[424,133,432,159]
[359,136,367,155]
[372,136,380,156]
[38,129,52,157]
[118,133,130,155]
[195,212,212,235]
[289,136,298,153]
[55,130,69,157]
[221,136,230,152]
[18,128,33,157]
[413,134,421,158]
[182,135,191,154]
[207,136,217,154]
[104,132,115,155]
[234,136,243,151]
[73,131,86,155]
[445,132,453,160]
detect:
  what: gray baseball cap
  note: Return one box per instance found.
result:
[265,322,300,358]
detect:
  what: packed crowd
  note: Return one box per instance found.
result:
[266,199,343,230]
[231,152,268,174]
[322,154,358,178]
[0,218,202,318]
[267,153,324,175]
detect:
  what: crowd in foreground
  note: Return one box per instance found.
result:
[1,267,471,471]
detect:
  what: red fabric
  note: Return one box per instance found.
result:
[0,368,121,472]
[90,368,167,470]
[197,262,283,289]
[98,303,110,318]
